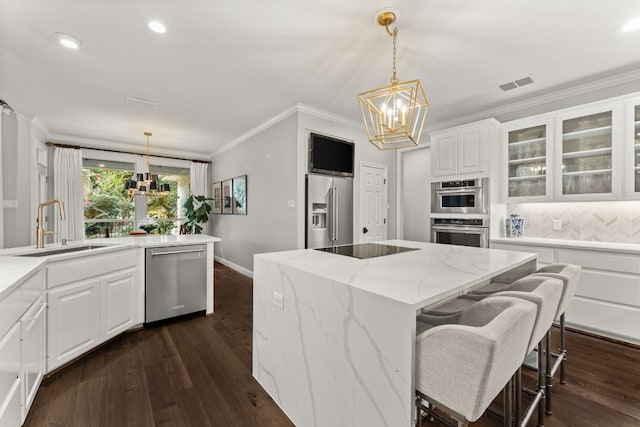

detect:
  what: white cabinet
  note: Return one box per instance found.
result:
[46,250,138,372]
[491,239,640,345]
[101,268,136,341]
[553,103,623,200]
[430,119,499,179]
[0,323,21,427]
[624,97,640,198]
[502,118,553,202]
[47,278,101,371]
[21,297,46,421]
[501,96,630,202]
[0,267,44,427]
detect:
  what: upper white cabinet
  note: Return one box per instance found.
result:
[501,96,635,202]
[431,119,499,179]
[624,97,640,198]
[502,118,553,201]
[554,103,622,200]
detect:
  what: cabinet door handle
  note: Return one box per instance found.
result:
[21,302,47,322]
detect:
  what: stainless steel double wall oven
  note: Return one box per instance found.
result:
[430,178,489,248]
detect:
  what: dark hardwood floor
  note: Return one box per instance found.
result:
[25,263,640,426]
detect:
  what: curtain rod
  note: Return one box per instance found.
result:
[45,141,211,164]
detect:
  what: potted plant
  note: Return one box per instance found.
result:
[182,194,213,234]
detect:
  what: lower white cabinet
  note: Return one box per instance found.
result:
[0,323,21,426]
[101,269,136,341]
[20,297,46,422]
[0,268,45,427]
[491,239,640,345]
[47,279,101,371]
[47,267,137,372]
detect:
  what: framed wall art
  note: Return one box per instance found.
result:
[222,179,233,214]
[212,182,222,214]
[232,175,247,215]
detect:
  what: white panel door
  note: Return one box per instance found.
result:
[431,133,457,177]
[359,163,387,243]
[21,297,46,422]
[101,268,136,341]
[458,125,486,174]
[47,279,101,371]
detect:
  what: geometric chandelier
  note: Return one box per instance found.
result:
[357,10,429,150]
[124,132,170,196]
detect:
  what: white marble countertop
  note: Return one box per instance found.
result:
[255,240,535,309]
[0,257,46,298]
[491,236,640,254]
[0,234,221,299]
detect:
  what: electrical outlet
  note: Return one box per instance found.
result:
[553,219,562,230]
[272,291,284,310]
[2,200,18,208]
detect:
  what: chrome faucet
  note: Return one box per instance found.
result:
[37,199,66,248]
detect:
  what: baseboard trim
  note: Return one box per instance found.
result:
[215,256,253,278]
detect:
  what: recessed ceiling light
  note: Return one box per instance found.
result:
[148,21,166,34]
[619,17,640,32]
[53,32,81,49]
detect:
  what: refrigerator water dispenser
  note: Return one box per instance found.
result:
[311,203,327,229]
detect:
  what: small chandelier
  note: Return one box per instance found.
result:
[124,132,170,196]
[357,11,429,149]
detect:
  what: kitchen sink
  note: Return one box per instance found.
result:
[17,245,111,257]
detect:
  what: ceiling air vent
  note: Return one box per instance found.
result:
[499,76,534,92]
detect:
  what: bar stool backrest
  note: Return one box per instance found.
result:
[531,264,582,319]
[493,276,563,353]
[415,296,537,422]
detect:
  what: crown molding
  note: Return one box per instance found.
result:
[211,103,361,158]
[296,103,361,129]
[211,106,299,157]
[424,68,640,134]
[30,116,49,138]
[47,133,212,161]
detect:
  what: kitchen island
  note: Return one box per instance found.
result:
[252,240,536,427]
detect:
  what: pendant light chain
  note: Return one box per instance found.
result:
[391,27,398,84]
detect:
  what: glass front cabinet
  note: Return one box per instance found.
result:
[502,118,553,201]
[626,99,640,198]
[503,101,626,202]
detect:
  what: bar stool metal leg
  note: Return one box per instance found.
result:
[503,378,513,427]
[559,314,567,384]
[537,340,546,427]
[545,331,553,415]
[515,367,522,424]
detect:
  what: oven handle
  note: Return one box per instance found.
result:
[436,188,481,194]
[431,226,487,234]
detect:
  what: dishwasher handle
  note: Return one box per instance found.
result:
[151,248,205,256]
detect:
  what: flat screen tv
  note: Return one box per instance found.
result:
[308,133,355,177]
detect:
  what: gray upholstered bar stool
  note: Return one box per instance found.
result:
[421,276,564,426]
[528,264,582,414]
[415,296,538,427]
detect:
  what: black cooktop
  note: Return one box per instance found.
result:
[315,243,419,259]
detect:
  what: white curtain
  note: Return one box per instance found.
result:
[190,162,209,234]
[54,147,84,242]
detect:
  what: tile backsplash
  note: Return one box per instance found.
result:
[507,201,640,243]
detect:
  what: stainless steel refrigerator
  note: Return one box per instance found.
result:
[306,174,353,248]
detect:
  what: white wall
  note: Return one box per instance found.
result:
[296,108,397,248]
[399,146,431,242]
[210,113,298,273]
[1,113,34,248]
[210,105,398,274]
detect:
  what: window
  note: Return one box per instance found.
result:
[82,159,135,238]
[82,157,191,238]
[148,164,190,234]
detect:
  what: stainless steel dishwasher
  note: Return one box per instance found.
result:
[145,244,207,324]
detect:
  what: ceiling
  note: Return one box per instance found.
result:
[2,0,640,156]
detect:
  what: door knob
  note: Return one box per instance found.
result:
[362,227,368,234]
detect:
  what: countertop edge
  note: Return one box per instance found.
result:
[490,237,640,254]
